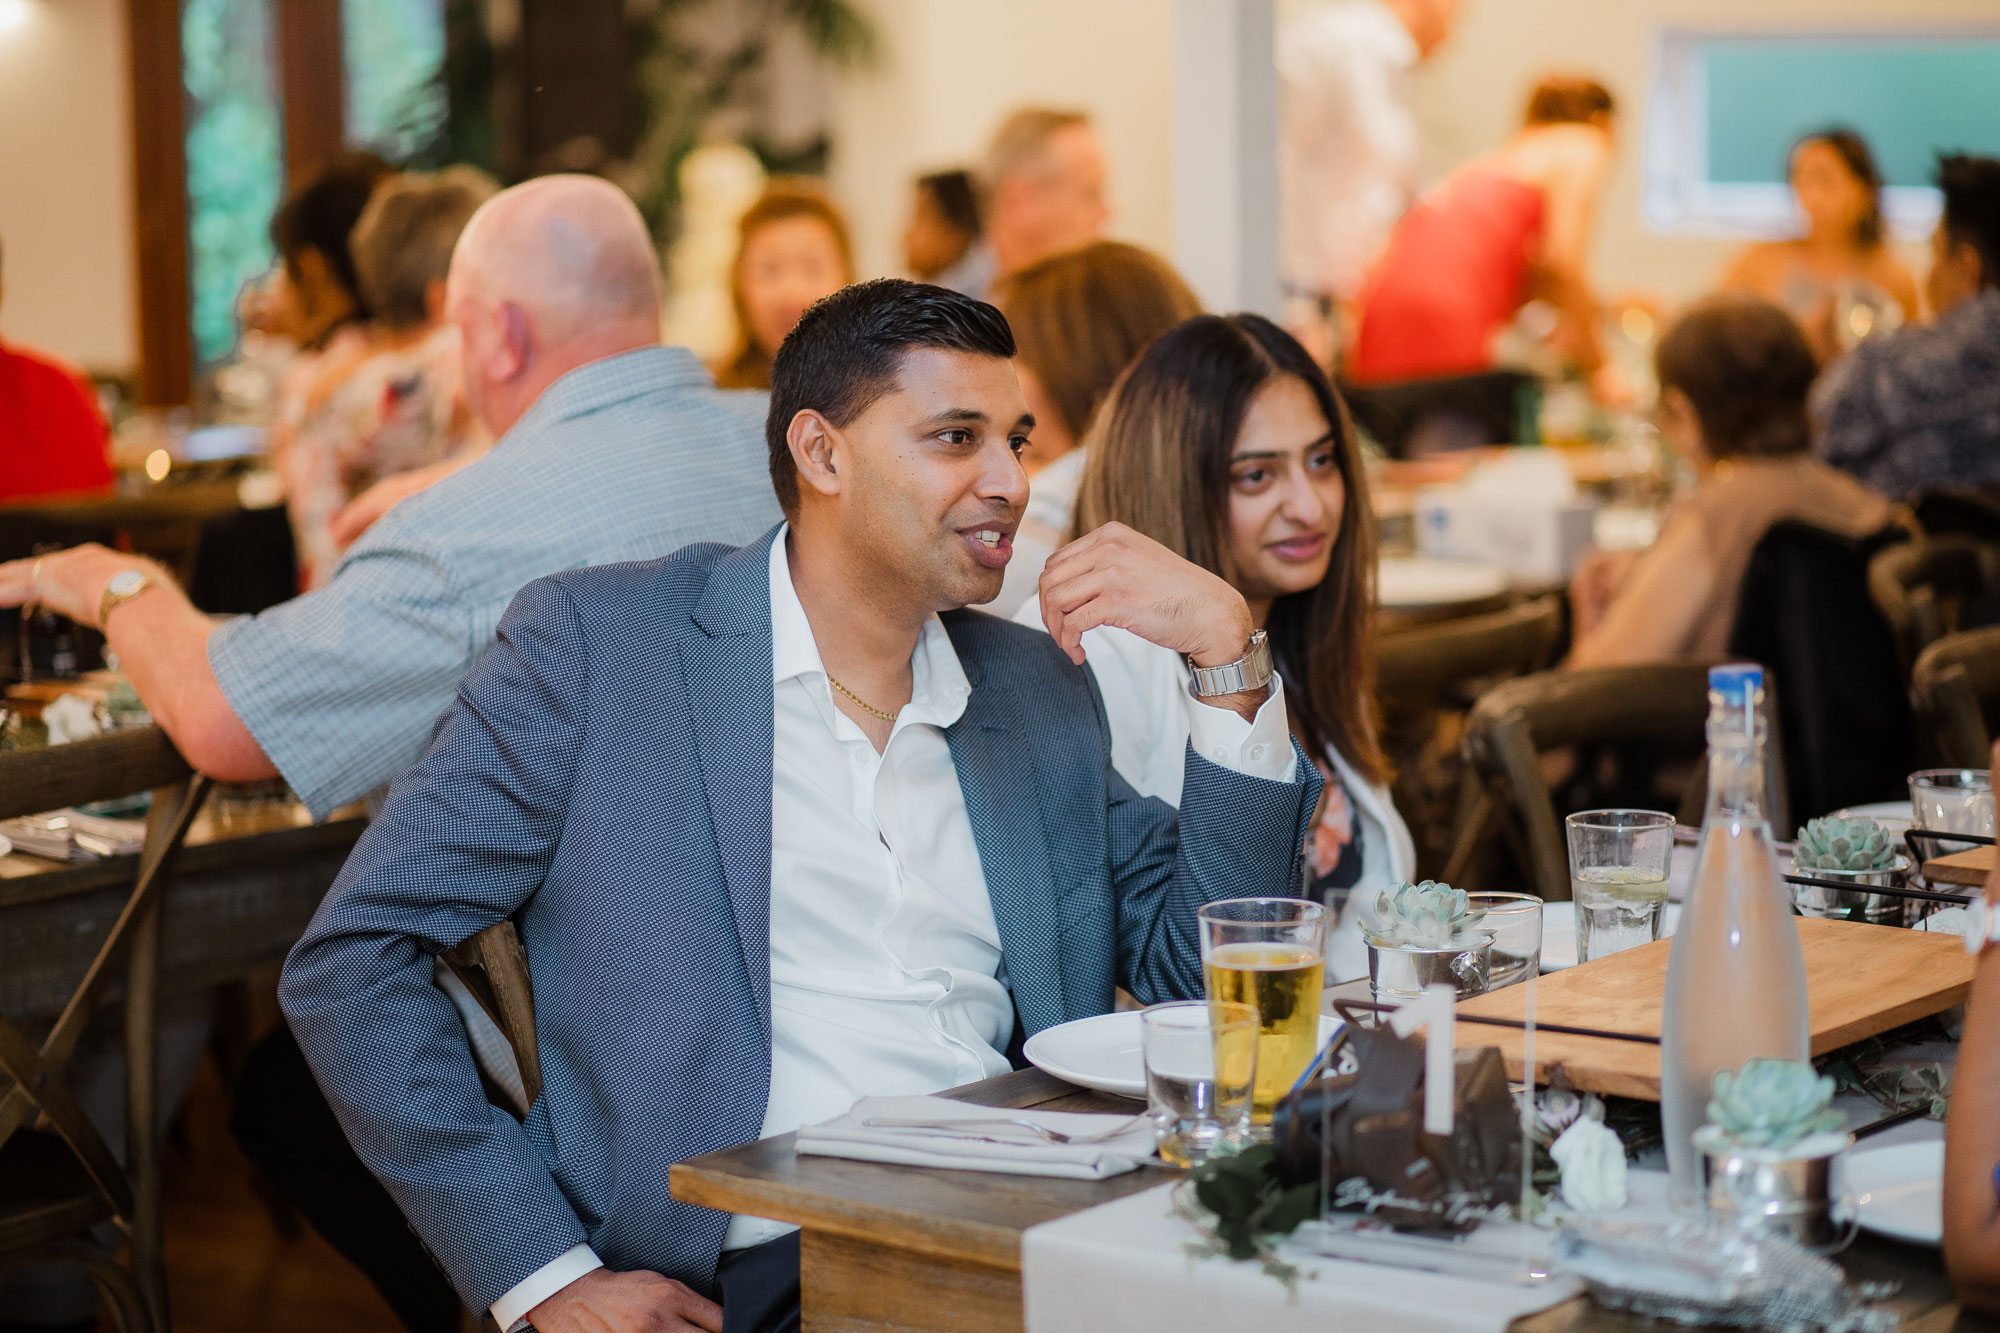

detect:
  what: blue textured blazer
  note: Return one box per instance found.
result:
[279,527,1319,1313]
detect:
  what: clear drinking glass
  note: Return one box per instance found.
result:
[1909,769,1995,837]
[1566,809,1676,963]
[1468,891,1543,988]
[1141,999,1257,1166]
[1197,898,1328,1128]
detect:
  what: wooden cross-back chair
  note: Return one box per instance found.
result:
[1374,596,1565,708]
[443,921,542,1118]
[1868,535,2000,672]
[0,727,212,1332]
[1911,625,2000,770]
[1443,663,1791,902]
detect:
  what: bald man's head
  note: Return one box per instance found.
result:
[447,174,665,437]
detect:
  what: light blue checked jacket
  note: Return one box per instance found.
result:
[279,528,1320,1313]
[210,346,781,819]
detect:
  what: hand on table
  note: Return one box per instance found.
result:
[1037,522,1264,720]
[0,544,138,630]
[526,1267,722,1333]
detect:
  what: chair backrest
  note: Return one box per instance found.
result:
[1913,486,2000,543]
[1458,663,1790,902]
[1729,521,1912,821]
[1911,625,2000,768]
[0,727,207,1327]
[443,921,542,1117]
[1375,596,1565,706]
[1868,535,2000,668]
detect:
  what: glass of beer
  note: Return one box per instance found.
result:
[1197,897,1327,1129]
[1141,999,1257,1166]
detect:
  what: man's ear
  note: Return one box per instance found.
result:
[787,409,843,501]
[492,301,531,383]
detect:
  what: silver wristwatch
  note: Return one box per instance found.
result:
[1186,629,1274,698]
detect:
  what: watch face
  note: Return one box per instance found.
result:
[109,569,146,596]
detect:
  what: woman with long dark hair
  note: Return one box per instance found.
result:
[1722,128,1919,358]
[1016,313,1412,980]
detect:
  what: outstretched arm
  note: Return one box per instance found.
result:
[1945,740,2000,1308]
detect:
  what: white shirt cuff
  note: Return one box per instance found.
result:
[1182,675,1297,784]
[492,1244,603,1332]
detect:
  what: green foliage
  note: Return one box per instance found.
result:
[1187,1144,1319,1261]
[1794,817,1901,873]
[342,0,451,166]
[181,0,284,366]
[627,0,878,242]
[1706,1058,1844,1150]
[1366,880,1486,949]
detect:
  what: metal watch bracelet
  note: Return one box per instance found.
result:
[1186,629,1273,698]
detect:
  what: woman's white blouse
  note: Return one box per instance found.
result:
[1006,611,1416,983]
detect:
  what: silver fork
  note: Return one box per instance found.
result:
[861,1114,1148,1146]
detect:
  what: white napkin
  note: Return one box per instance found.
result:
[796,1095,1156,1179]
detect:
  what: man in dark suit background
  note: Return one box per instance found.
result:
[280,279,1318,1333]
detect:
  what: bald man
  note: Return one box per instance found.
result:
[0,174,779,820]
[0,175,780,1333]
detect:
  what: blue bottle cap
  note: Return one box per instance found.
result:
[1708,662,1764,704]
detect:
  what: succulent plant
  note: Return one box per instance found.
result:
[1705,1058,1843,1151]
[1793,817,1901,873]
[1364,880,1488,949]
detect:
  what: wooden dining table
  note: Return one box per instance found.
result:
[670,1065,1983,1333]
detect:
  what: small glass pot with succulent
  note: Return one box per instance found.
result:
[1789,817,1910,927]
[1691,1058,1853,1250]
[1360,880,1495,1001]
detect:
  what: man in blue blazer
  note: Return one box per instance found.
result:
[281,279,1319,1333]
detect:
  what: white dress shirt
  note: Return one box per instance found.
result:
[491,529,1294,1328]
[1011,613,1415,984]
[1278,0,1422,299]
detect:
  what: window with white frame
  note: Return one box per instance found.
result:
[1645,29,2000,239]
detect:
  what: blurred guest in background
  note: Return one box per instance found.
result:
[1351,75,1618,394]
[971,107,1110,295]
[1571,294,1891,667]
[1814,153,2000,500]
[1024,313,1411,981]
[1722,128,1919,360]
[1279,0,1461,348]
[0,175,782,1332]
[266,153,397,522]
[0,234,114,504]
[712,182,854,390]
[903,168,985,292]
[286,167,497,587]
[988,241,1202,615]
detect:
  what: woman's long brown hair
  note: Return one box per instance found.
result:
[1071,313,1386,785]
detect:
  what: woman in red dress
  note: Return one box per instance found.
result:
[1351,75,1618,392]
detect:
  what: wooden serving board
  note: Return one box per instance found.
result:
[1452,916,1973,1100]
[1923,844,1994,888]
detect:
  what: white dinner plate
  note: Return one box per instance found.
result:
[1538,901,1682,971]
[1842,1140,1943,1245]
[1377,558,1507,609]
[1025,1010,1343,1100]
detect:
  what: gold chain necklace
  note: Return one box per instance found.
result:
[825,671,898,722]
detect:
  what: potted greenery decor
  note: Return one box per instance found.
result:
[1790,817,1910,926]
[1692,1058,1852,1250]
[1361,881,1495,1001]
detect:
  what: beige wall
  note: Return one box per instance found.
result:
[825,0,1177,283]
[0,0,135,372]
[1407,0,1998,307]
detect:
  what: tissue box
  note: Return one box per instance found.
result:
[1415,489,1598,583]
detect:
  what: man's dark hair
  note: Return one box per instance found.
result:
[270,150,394,315]
[765,278,1016,513]
[917,170,982,239]
[1937,153,2000,290]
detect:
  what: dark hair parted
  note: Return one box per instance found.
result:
[766,279,1016,514]
[1523,75,1615,127]
[993,241,1202,440]
[270,151,394,316]
[1938,153,2000,291]
[1072,314,1386,785]
[1654,293,1818,460]
[1793,128,1886,249]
